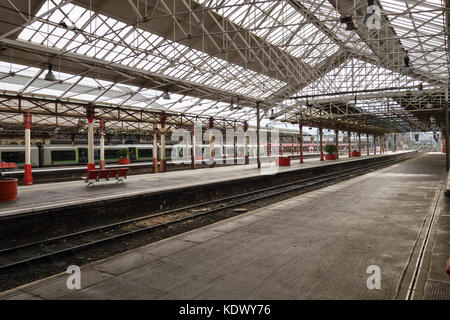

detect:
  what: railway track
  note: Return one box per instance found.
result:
[0,155,414,272]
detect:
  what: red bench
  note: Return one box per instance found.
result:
[82,167,129,187]
[0,162,17,169]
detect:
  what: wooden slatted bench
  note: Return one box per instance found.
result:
[82,167,129,186]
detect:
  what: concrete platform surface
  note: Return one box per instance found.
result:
[0,151,408,217]
[0,152,447,300]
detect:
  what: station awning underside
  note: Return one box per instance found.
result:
[0,0,448,135]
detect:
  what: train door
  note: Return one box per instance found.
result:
[37,144,44,167]
[128,147,136,161]
[78,148,88,164]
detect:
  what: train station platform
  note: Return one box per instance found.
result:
[0,151,411,218]
[2,151,448,300]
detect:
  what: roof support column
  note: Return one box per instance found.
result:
[299,122,304,164]
[209,117,215,168]
[319,128,324,161]
[190,126,196,170]
[160,113,166,173]
[23,113,33,186]
[244,121,249,165]
[256,103,261,169]
[86,105,95,173]
[153,123,158,173]
[334,130,339,160]
[367,134,370,156]
[348,131,352,158]
[373,135,377,155]
[99,120,105,170]
[358,133,361,154]
[445,87,449,171]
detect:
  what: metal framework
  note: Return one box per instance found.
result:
[0,0,448,134]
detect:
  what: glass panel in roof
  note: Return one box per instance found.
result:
[196,0,344,65]
[379,0,447,81]
[17,0,286,101]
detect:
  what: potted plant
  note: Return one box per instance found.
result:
[351,149,361,157]
[117,148,130,165]
[0,163,18,202]
[324,144,338,160]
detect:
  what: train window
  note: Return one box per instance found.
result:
[1,151,25,163]
[78,148,88,164]
[128,148,136,160]
[105,150,118,159]
[165,148,172,158]
[94,150,100,160]
[138,148,153,158]
[51,150,76,162]
[178,148,184,158]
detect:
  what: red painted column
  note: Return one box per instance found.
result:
[244,121,249,165]
[209,117,215,168]
[159,113,167,172]
[335,130,339,159]
[358,133,361,154]
[366,133,370,155]
[373,135,377,155]
[348,131,351,157]
[153,123,158,173]
[299,121,304,163]
[319,128,324,161]
[86,105,96,173]
[23,113,33,186]
[99,119,106,169]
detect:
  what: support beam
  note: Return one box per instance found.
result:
[446,87,449,171]
[153,123,159,173]
[319,128,324,161]
[23,113,32,186]
[256,103,261,169]
[335,129,339,160]
[348,131,351,158]
[299,122,304,164]
[244,121,249,165]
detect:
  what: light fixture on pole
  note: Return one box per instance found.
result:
[229,100,235,111]
[418,83,424,96]
[401,55,414,76]
[269,109,275,120]
[162,89,170,100]
[44,63,56,81]
[340,16,357,31]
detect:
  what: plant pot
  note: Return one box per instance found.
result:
[277,156,291,166]
[325,154,337,160]
[351,151,361,157]
[118,158,130,165]
[0,178,18,202]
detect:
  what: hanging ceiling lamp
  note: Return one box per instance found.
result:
[340,16,357,31]
[401,55,414,76]
[162,88,170,100]
[417,82,424,96]
[44,63,56,81]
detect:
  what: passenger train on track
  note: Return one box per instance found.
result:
[0,142,350,168]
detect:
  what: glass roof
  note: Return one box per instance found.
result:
[197,0,347,66]
[380,0,448,80]
[0,0,447,131]
[17,0,286,102]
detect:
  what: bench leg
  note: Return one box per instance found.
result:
[87,181,95,187]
